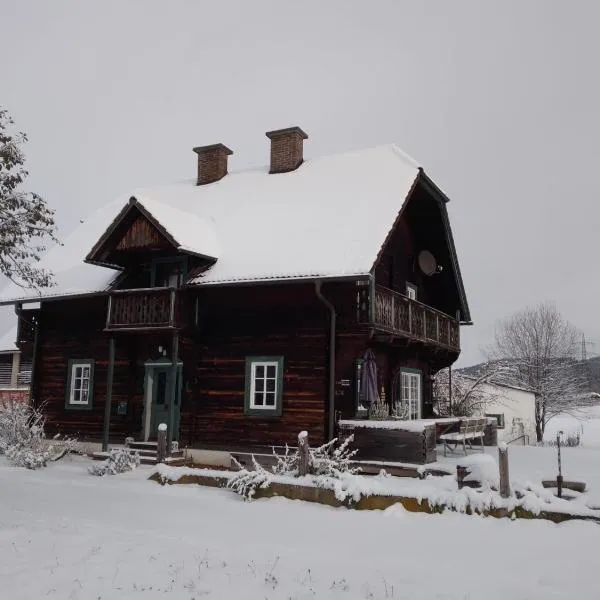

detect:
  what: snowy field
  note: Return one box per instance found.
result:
[544,405,600,448]
[2,453,600,600]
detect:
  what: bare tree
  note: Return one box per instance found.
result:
[0,108,57,289]
[489,303,589,442]
[433,363,503,417]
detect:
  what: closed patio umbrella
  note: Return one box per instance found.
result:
[360,349,379,409]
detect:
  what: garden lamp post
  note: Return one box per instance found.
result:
[556,430,564,498]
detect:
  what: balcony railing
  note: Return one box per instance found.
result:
[105,287,178,331]
[358,285,460,351]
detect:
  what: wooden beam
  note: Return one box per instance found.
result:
[102,337,115,452]
[10,351,20,389]
[167,331,179,454]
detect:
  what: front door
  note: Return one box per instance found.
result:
[142,362,182,441]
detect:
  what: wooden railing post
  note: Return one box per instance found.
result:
[169,288,176,327]
[391,293,395,330]
[499,442,510,498]
[106,295,113,329]
[436,314,440,342]
[456,309,461,350]
[167,331,179,454]
[423,310,427,339]
[298,431,310,476]
[102,337,115,452]
[157,423,168,463]
[408,301,412,334]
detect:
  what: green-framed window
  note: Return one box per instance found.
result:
[65,359,95,410]
[244,356,284,417]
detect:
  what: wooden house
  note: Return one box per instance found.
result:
[0,127,471,455]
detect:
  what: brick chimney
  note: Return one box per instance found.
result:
[192,143,233,185]
[265,126,308,174]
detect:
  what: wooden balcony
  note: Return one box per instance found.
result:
[105,287,179,331]
[358,285,460,351]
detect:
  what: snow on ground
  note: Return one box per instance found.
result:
[436,444,600,511]
[1,455,600,599]
[544,405,600,448]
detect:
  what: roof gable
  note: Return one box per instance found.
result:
[86,197,220,269]
[86,203,173,268]
[370,171,471,323]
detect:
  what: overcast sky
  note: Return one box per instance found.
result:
[1,0,598,365]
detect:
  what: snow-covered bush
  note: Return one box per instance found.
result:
[0,401,75,469]
[272,434,359,478]
[5,437,52,469]
[227,456,271,499]
[228,434,360,500]
[89,448,141,476]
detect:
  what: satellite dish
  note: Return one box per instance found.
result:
[418,250,438,276]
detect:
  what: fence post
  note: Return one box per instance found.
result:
[499,442,510,498]
[456,465,468,490]
[298,431,310,476]
[157,423,168,464]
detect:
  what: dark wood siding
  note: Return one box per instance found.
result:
[116,214,171,251]
[374,180,462,319]
[33,279,457,448]
[184,284,330,447]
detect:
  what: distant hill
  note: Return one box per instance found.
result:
[457,357,600,394]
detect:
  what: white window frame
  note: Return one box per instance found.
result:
[249,360,279,411]
[69,362,92,405]
[401,370,421,420]
[406,283,417,300]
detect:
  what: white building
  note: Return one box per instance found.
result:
[474,379,537,444]
[0,323,30,400]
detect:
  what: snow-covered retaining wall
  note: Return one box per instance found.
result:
[150,464,600,524]
[338,420,437,463]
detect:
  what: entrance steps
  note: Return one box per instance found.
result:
[91,439,186,466]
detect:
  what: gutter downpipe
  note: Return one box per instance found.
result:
[315,281,336,441]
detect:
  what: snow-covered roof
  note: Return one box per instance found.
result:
[87,195,220,265]
[0,324,18,354]
[458,373,535,395]
[0,144,425,303]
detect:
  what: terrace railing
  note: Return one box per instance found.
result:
[358,285,460,351]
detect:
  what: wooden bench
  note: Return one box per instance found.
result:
[439,418,487,456]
